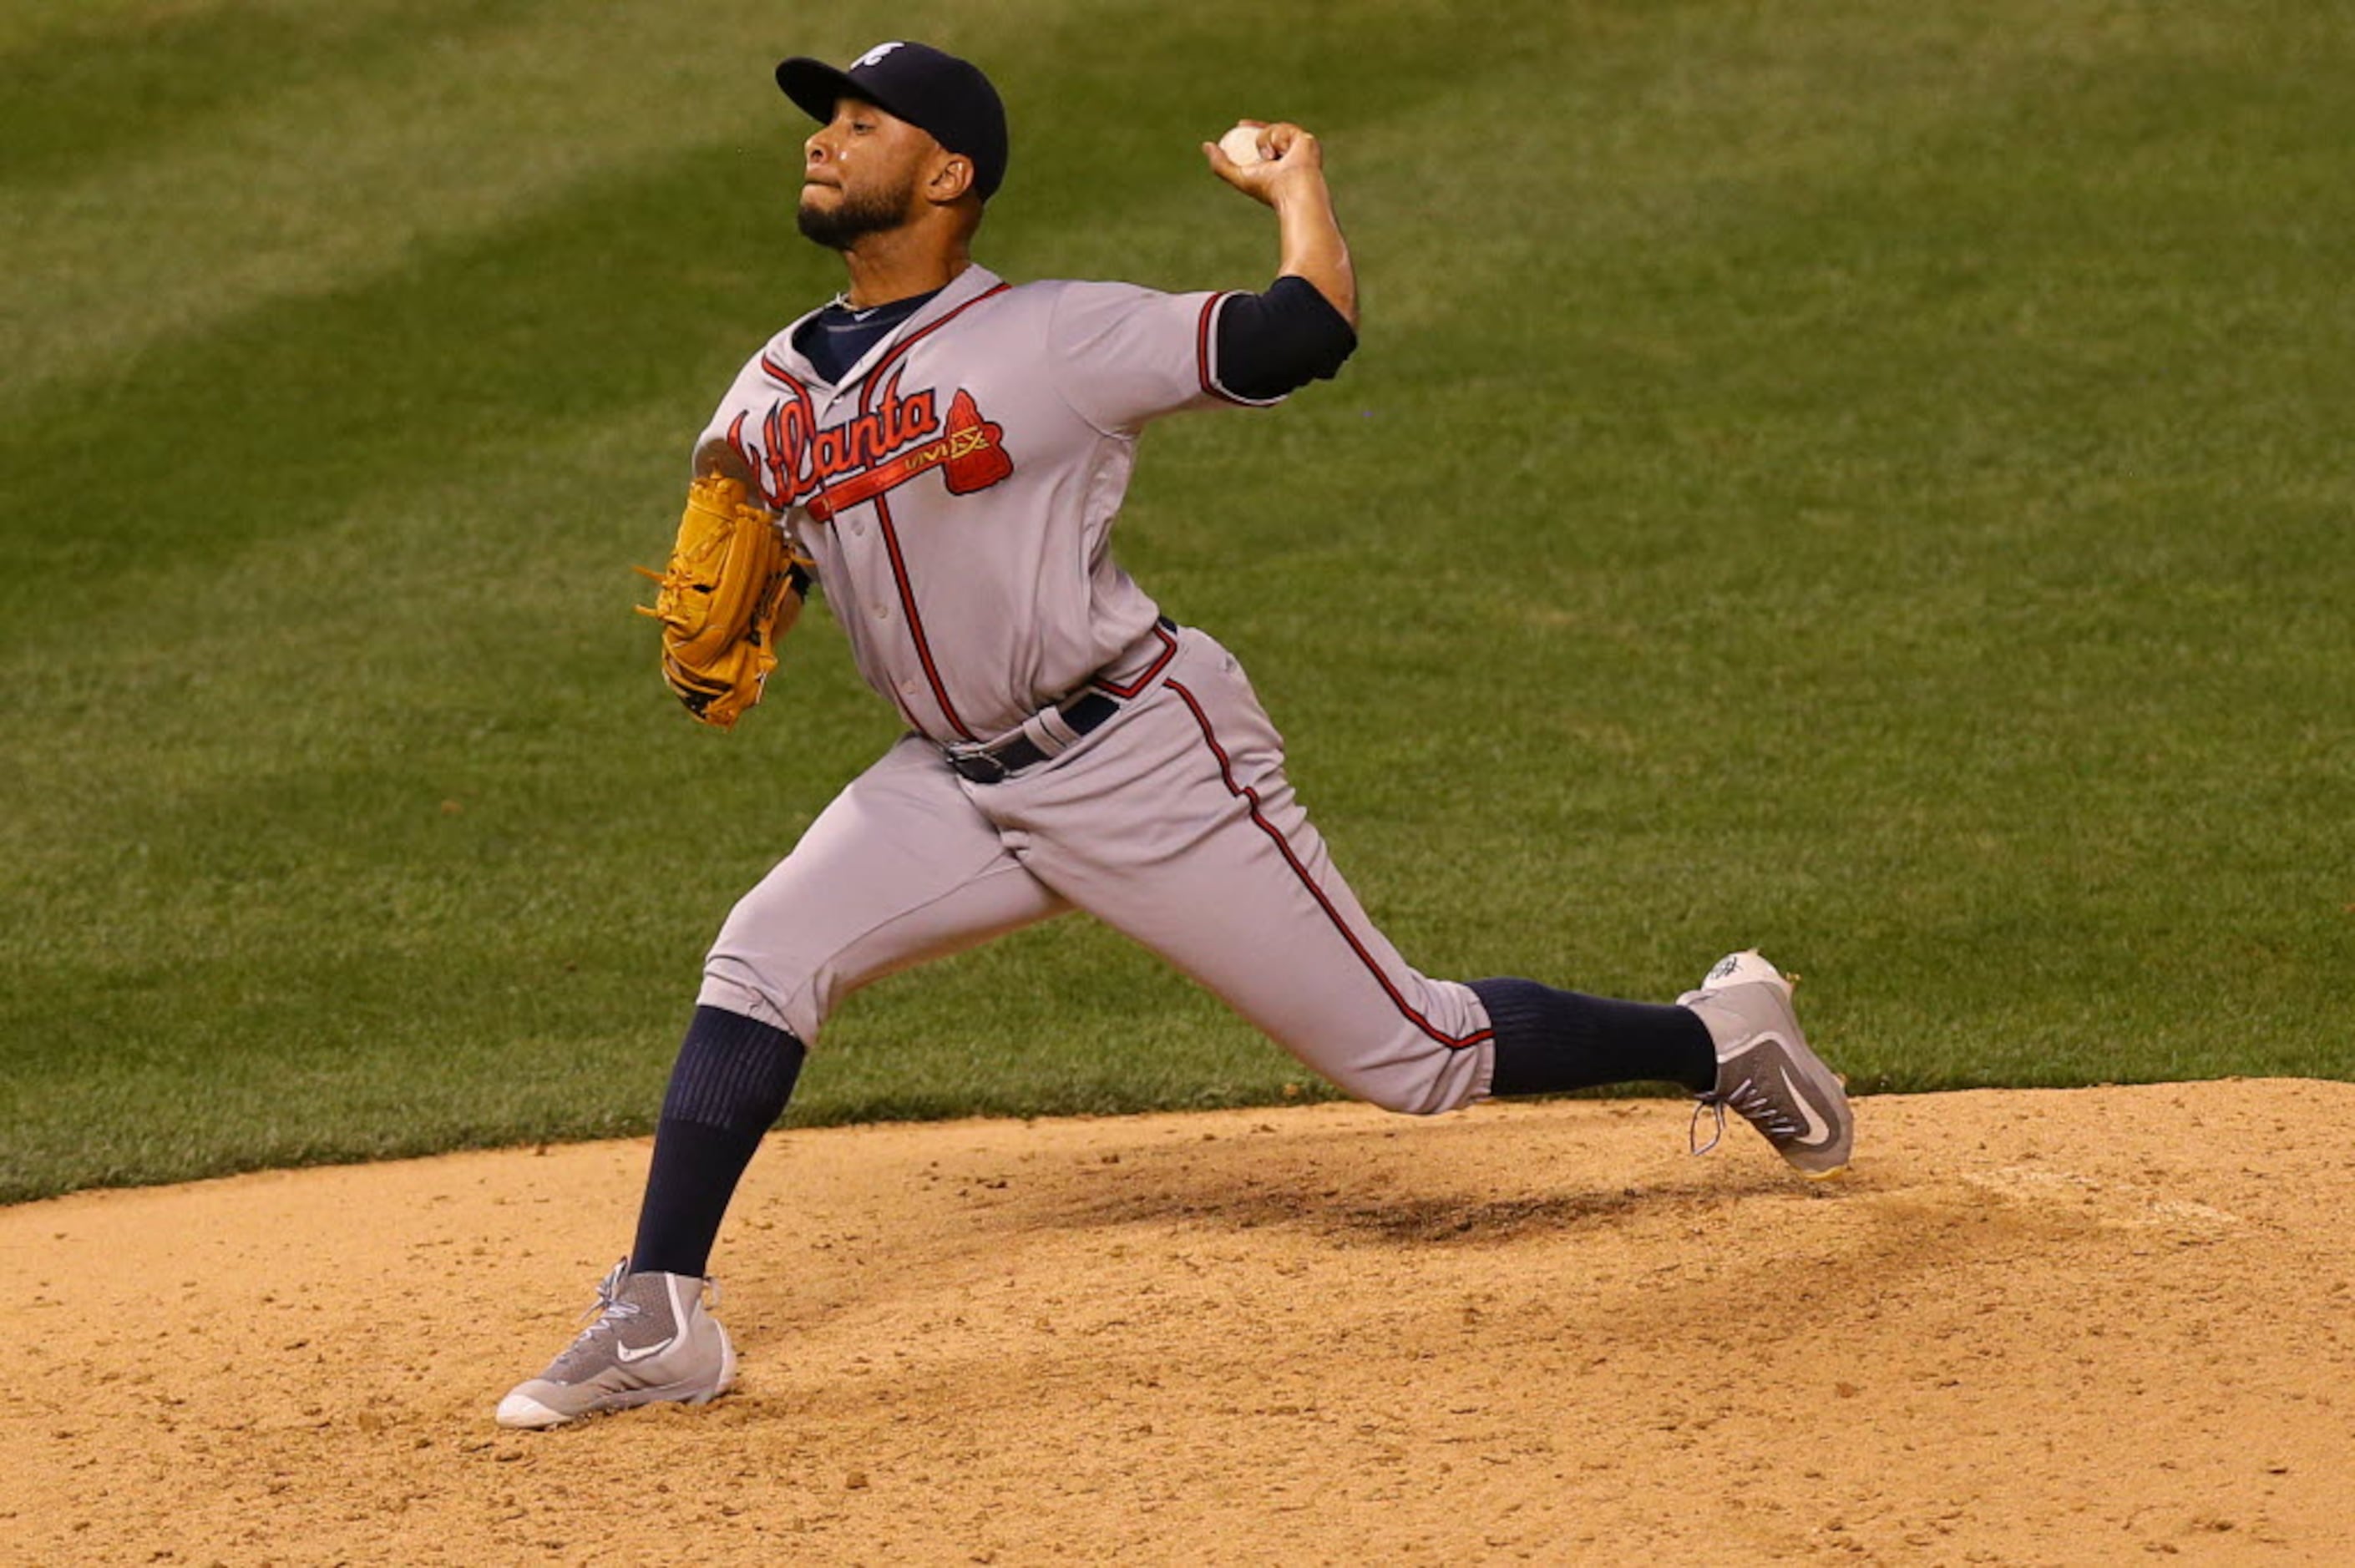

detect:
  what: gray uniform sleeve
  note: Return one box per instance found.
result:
[1046,281,1264,435]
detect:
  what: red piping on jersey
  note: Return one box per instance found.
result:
[869,490,977,741]
[862,284,1012,392]
[1196,293,1252,407]
[843,281,1014,746]
[1164,678,1492,1052]
[1089,622,1178,699]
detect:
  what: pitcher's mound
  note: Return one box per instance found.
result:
[8,1081,2352,1564]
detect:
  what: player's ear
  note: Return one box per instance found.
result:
[926,151,976,205]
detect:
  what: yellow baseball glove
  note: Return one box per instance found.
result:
[634,473,813,730]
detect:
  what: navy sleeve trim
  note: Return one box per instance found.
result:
[1211,276,1359,402]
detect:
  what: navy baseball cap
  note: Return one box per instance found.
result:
[776,42,1009,201]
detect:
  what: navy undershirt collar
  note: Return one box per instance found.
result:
[793,288,942,384]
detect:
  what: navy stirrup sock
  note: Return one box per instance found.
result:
[630,1005,807,1278]
[1470,977,1716,1096]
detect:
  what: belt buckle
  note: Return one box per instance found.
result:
[950,747,1008,784]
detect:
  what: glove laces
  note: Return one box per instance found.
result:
[631,561,713,614]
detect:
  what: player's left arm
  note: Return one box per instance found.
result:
[1203,121,1359,399]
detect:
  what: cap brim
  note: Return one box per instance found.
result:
[777,57,895,124]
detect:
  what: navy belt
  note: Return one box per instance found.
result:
[948,691,1120,784]
[945,617,1178,785]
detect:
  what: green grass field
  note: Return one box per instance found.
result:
[3,0,2349,1204]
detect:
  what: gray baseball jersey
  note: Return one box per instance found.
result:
[693,266,1270,741]
[690,263,1497,1115]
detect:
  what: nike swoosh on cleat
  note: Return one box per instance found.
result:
[614,1338,676,1364]
[1780,1065,1832,1146]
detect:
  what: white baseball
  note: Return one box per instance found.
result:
[1218,124,1267,167]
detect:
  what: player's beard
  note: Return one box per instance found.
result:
[797,174,918,250]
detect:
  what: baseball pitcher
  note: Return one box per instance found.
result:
[499,41,1852,1429]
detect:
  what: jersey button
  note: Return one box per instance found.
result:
[872,602,891,622]
[850,519,867,537]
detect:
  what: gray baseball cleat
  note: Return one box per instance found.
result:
[1680,950,1853,1177]
[496,1259,737,1429]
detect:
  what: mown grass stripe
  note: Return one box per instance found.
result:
[0,0,549,189]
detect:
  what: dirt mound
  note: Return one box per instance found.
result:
[8,1081,2352,1564]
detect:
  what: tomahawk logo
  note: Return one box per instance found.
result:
[853,42,907,69]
